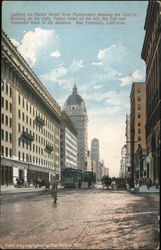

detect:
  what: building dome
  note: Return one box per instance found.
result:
[64,84,86,112]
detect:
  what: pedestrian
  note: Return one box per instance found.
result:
[146,177,151,190]
[51,175,58,203]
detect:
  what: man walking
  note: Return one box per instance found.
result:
[51,174,58,203]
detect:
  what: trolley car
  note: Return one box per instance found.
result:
[61,168,82,188]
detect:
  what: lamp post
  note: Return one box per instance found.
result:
[28,161,30,187]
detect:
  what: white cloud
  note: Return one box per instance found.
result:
[97,43,127,67]
[69,59,85,72]
[50,50,61,58]
[120,69,144,87]
[11,28,59,67]
[93,84,103,90]
[11,38,20,47]
[92,62,102,66]
[40,66,68,82]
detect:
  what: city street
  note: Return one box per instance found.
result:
[0,187,159,249]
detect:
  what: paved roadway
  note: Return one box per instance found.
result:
[0,187,159,249]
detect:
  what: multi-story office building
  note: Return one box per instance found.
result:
[63,84,88,171]
[125,114,131,180]
[60,111,77,170]
[119,144,127,179]
[130,82,146,182]
[141,0,161,185]
[1,31,62,186]
[91,138,100,180]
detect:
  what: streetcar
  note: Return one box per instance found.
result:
[61,168,82,188]
[82,171,96,187]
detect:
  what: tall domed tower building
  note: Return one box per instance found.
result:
[63,84,88,171]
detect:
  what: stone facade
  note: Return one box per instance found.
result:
[130,82,146,183]
[141,0,161,185]
[60,111,78,170]
[91,138,100,180]
[1,31,62,186]
[63,84,88,172]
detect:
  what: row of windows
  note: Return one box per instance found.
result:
[66,142,77,154]
[18,112,55,140]
[18,95,55,132]
[1,114,12,128]
[1,97,12,112]
[18,124,56,146]
[1,146,12,158]
[18,139,54,158]
[2,81,12,97]
[18,152,54,168]
[1,130,12,143]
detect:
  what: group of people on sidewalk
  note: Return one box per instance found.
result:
[137,177,152,190]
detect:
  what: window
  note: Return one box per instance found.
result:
[23,153,24,161]
[6,100,8,111]
[30,105,32,114]
[6,131,8,142]
[9,133,12,143]
[18,151,21,160]
[6,116,8,126]
[9,148,12,158]
[26,115,28,124]
[18,110,21,119]
[22,113,25,121]
[138,122,141,127]
[6,147,8,157]
[18,124,21,133]
[30,118,32,126]
[23,98,24,108]
[1,97,4,108]
[18,137,21,146]
[2,113,4,124]
[137,96,141,102]
[138,113,141,119]
[138,104,141,110]
[26,101,28,111]
[138,136,141,142]
[10,103,12,113]
[10,87,12,97]
[1,129,4,140]
[1,146,4,156]
[18,95,21,105]
[10,118,12,128]
[23,139,25,148]
[6,83,8,95]
[2,80,4,92]
[33,144,35,152]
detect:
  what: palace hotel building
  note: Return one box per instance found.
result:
[141,0,161,185]
[1,31,62,186]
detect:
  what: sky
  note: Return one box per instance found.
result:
[2,1,148,177]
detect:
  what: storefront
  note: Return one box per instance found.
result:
[1,165,13,186]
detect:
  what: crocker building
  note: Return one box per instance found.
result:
[1,31,62,186]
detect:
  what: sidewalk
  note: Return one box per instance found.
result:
[0,185,44,195]
[129,185,160,194]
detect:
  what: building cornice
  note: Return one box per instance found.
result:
[2,30,62,124]
[141,0,161,61]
